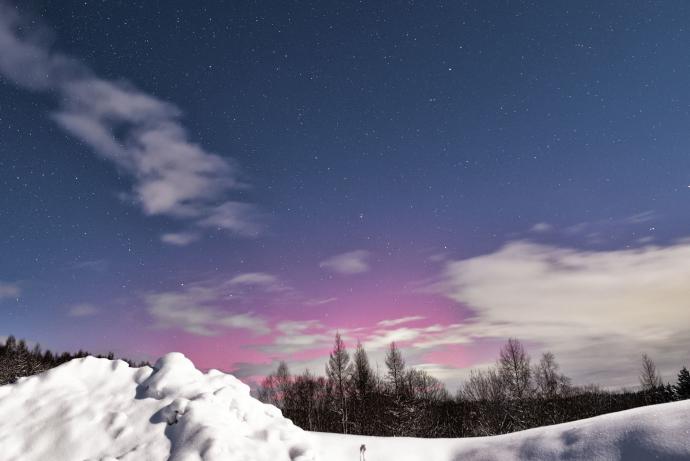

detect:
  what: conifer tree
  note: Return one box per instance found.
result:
[385,342,405,396]
[325,332,353,433]
[675,366,690,399]
[352,341,374,400]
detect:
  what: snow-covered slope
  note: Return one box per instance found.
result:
[0,354,688,461]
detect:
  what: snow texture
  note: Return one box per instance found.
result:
[0,353,688,461]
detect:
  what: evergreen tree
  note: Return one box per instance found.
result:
[352,341,374,400]
[385,342,405,396]
[325,332,353,433]
[675,366,690,399]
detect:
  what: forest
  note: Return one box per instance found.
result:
[0,336,149,385]
[1,334,688,438]
[256,334,690,437]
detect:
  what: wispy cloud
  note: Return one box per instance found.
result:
[67,303,99,317]
[258,320,332,353]
[304,297,338,306]
[320,250,370,275]
[434,240,690,387]
[377,316,425,327]
[146,284,269,336]
[0,281,20,300]
[530,222,553,233]
[143,273,290,336]
[161,232,201,246]
[70,259,109,272]
[0,3,261,243]
[363,327,425,350]
[228,272,286,292]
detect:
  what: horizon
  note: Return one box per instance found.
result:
[1,1,689,392]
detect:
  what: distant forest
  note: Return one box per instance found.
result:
[257,334,690,437]
[0,335,149,385]
[1,334,688,438]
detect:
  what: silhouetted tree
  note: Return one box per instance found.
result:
[352,341,375,400]
[675,366,690,399]
[0,335,149,385]
[499,338,532,400]
[325,332,353,433]
[385,342,405,396]
[533,352,571,398]
[639,354,663,391]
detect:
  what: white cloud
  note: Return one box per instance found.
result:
[304,297,338,306]
[319,250,370,275]
[70,259,108,272]
[198,202,262,237]
[435,240,690,387]
[145,283,269,336]
[625,211,656,224]
[227,272,287,293]
[530,222,553,233]
[377,316,425,327]
[0,5,260,242]
[67,303,99,317]
[161,232,201,246]
[229,272,277,286]
[0,281,20,300]
[363,327,424,350]
[261,320,332,353]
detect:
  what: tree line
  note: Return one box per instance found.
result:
[257,334,690,437]
[0,335,149,385]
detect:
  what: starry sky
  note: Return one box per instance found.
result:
[1,1,690,390]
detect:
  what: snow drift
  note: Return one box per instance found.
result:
[0,353,688,461]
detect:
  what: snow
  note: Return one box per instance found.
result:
[0,353,688,461]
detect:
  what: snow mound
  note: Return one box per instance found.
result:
[0,353,313,461]
[0,354,688,461]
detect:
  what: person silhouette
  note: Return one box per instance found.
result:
[359,444,366,461]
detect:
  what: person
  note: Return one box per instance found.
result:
[359,444,366,461]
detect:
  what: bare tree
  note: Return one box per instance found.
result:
[640,353,662,390]
[498,338,532,399]
[275,361,291,407]
[533,352,571,398]
[461,367,505,403]
[257,374,280,407]
[404,368,448,401]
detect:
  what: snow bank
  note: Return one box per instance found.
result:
[0,353,688,461]
[0,353,313,461]
[313,400,690,461]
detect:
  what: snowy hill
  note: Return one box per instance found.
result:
[0,354,688,461]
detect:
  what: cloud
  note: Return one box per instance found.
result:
[227,272,291,294]
[146,284,269,336]
[435,240,690,387]
[161,232,201,246]
[0,281,20,300]
[363,327,424,350]
[67,303,99,317]
[530,222,553,233]
[258,320,332,353]
[319,250,370,275]
[0,4,260,242]
[304,297,338,306]
[70,259,109,272]
[377,316,426,327]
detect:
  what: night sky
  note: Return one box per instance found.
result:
[2,1,690,389]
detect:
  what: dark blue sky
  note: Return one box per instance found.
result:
[1,1,689,388]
